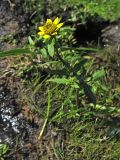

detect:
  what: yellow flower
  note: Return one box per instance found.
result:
[38,17,63,39]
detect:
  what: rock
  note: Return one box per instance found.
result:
[102,24,120,46]
[0,0,29,51]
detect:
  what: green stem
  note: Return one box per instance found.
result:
[38,89,51,140]
[55,37,71,72]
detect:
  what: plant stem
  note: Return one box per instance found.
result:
[55,37,71,71]
[38,89,51,140]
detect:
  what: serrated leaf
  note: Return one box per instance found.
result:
[92,69,105,81]
[0,49,33,57]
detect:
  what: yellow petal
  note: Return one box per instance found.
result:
[43,35,51,39]
[38,26,44,31]
[38,32,44,35]
[53,17,59,25]
[46,19,52,24]
[56,23,63,30]
[51,32,57,35]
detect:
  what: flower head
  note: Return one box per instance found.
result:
[38,17,63,39]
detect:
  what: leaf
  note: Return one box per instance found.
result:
[0,144,9,156]
[48,38,55,57]
[44,68,69,76]
[71,82,79,89]
[0,49,33,57]
[40,48,48,58]
[48,78,70,85]
[92,69,105,81]
[60,26,75,32]
[80,80,96,104]
[73,59,87,73]
[61,47,99,52]
[28,36,34,45]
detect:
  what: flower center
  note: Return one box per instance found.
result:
[43,22,56,34]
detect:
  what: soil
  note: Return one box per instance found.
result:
[0,57,40,160]
[0,0,120,159]
[0,1,40,159]
[0,0,30,51]
[0,77,39,159]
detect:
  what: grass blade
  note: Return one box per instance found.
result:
[0,49,33,57]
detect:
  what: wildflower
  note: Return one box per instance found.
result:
[38,17,63,39]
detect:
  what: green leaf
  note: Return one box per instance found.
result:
[44,68,69,76]
[48,38,55,57]
[71,82,79,89]
[80,80,96,104]
[0,144,9,157]
[40,48,48,58]
[60,26,75,32]
[0,49,33,57]
[92,69,105,81]
[28,36,34,45]
[73,59,87,73]
[48,78,70,85]
[61,47,99,52]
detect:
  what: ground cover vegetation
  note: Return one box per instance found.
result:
[0,0,120,159]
